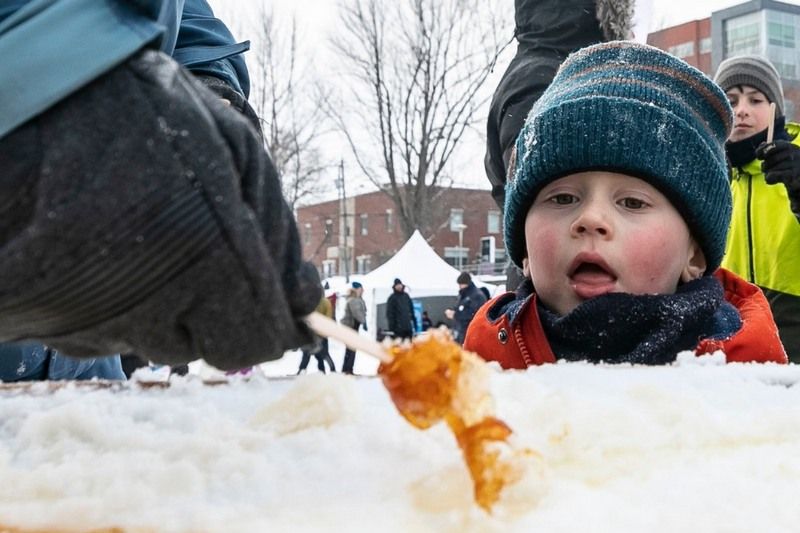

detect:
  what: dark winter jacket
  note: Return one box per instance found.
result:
[723,122,800,362]
[464,269,787,368]
[0,0,251,139]
[485,0,634,207]
[0,48,321,371]
[0,343,124,381]
[453,282,488,344]
[386,290,416,337]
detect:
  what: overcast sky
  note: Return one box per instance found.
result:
[206,0,800,194]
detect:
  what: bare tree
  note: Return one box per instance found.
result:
[328,0,510,238]
[248,4,331,210]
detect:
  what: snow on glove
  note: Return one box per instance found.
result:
[757,140,800,218]
[0,49,320,371]
[194,74,262,136]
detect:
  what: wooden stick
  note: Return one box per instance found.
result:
[767,102,777,143]
[306,312,391,363]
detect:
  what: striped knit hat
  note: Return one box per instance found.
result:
[714,55,785,117]
[504,41,733,272]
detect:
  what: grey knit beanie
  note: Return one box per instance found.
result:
[713,55,785,117]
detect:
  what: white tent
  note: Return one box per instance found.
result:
[358,230,496,334]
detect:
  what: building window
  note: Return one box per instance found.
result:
[322,260,336,278]
[668,41,694,58]
[449,209,464,231]
[699,37,712,55]
[443,246,469,268]
[356,255,371,274]
[360,213,368,236]
[324,219,333,238]
[385,209,393,233]
[724,13,761,57]
[304,223,311,245]
[768,21,795,48]
[487,210,500,234]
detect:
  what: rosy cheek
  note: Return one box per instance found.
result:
[623,229,683,287]
[525,222,561,276]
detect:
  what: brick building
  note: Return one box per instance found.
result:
[296,187,503,277]
[648,0,800,121]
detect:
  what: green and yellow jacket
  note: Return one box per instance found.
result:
[722,122,800,361]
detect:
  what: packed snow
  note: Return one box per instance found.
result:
[1,350,800,532]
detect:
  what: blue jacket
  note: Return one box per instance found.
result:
[0,343,125,381]
[0,0,250,138]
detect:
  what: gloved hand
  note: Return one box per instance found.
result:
[0,50,320,371]
[757,140,800,217]
[362,324,368,332]
[194,74,262,136]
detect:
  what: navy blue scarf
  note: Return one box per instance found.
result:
[535,276,741,365]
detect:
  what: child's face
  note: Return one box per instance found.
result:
[725,85,772,142]
[523,171,706,316]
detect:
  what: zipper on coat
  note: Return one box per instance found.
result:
[745,171,755,283]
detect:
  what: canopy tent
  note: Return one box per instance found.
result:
[355,231,495,335]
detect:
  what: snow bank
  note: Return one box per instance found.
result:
[2,357,800,532]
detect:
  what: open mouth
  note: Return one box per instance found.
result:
[568,255,618,299]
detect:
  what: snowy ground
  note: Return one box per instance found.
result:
[2,353,800,532]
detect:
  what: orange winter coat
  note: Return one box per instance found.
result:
[463,269,787,368]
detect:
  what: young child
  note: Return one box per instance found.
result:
[713,55,800,363]
[464,41,787,367]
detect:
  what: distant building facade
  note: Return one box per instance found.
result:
[296,188,504,278]
[648,0,800,121]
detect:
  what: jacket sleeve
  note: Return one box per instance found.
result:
[386,296,397,329]
[174,0,251,98]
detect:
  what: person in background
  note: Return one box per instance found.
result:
[713,55,800,363]
[420,311,433,332]
[465,42,786,368]
[385,278,417,341]
[485,0,634,289]
[340,282,367,375]
[297,294,336,374]
[0,343,125,382]
[0,0,321,372]
[445,272,487,345]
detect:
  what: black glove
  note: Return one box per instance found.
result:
[0,50,320,371]
[362,324,368,332]
[757,140,800,216]
[194,74,262,137]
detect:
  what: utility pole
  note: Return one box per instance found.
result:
[337,159,350,282]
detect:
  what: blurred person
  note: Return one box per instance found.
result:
[340,282,367,375]
[714,55,800,362]
[445,272,487,345]
[385,278,416,341]
[298,294,336,374]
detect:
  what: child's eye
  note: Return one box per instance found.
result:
[620,197,647,209]
[549,193,577,205]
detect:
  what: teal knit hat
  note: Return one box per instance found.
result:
[504,41,733,272]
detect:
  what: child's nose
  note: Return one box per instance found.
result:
[570,204,612,238]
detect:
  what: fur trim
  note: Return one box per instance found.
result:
[596,0,635,40]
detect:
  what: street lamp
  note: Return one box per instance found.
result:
[453,223,467,271]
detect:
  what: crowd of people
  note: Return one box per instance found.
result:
[0,0,798,382]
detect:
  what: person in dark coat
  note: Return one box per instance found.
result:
[420,311,433,332]
[485,0,635,289]
[385,278,417,341]
[0,0,321,372]
[445,272,487,345]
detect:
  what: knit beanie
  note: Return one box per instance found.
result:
[504,41,733,272]
[713,55,785,117]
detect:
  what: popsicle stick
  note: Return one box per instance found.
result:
[767,102,776,143]
[306,312,391,363]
